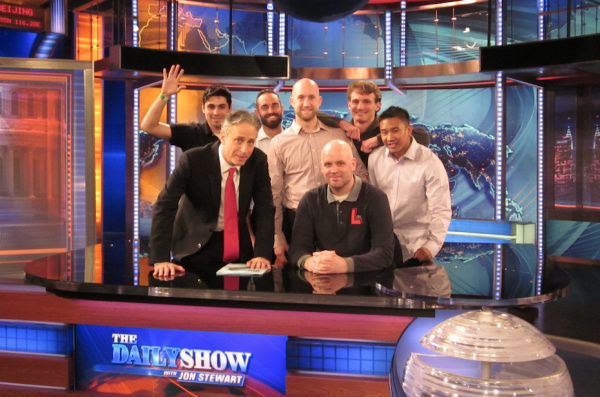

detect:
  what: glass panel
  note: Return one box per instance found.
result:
[505,85,538,222]
[545,0,600,40]
[505,0,539,44]
[406,3,491,65]
[288,13,385,68]
[0,64,92,256]
[553,89,577,207]
[135,1,270,54]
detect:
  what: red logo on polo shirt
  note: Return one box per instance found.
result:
[351,208,363,225]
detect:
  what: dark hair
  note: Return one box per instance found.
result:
[411,126,431,146]
[203,84,232,106]
[378,106,410,124]
[256,89,281,108]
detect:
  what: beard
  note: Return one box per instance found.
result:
[260,113,283,129]
[295,107,317,122]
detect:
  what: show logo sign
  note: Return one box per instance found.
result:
[110,333,251,386]
[76,325,287,394]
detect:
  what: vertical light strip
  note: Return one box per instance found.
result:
[494,244,503,299]
[400,1,406,67]
[494,0,504,220]
[536,88,544,295]
[132,89,140,284]
[132,0,139,47]
[169,96,177,174]
[267,3,274,56]
[169,0,176,51]
[385,10,392,79]
[66,90,73,251]
[495,72,504,220]
[94,80,103,238]
[538,0,545,40]
[497,0,503,45]
[50,0,65,34]
[278,11,286,55]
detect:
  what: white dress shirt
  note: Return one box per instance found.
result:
[368,137,451,259]
[255,126,273,154]
[216,146,240,232]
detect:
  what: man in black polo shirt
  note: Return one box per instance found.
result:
[289,140,400,273]
[140,64,232,152]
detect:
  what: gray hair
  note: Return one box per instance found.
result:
[221,109,261,135]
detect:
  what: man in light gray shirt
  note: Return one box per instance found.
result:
[268,79,369,264]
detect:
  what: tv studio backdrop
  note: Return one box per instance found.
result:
[0,0,600,395]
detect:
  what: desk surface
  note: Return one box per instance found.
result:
[24,241,570,316]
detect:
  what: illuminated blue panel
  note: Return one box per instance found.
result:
[286,339,395,376]
[32,33,64,58]
[0,321,72,356]
[0,27,38,57]
[446,219,512,244]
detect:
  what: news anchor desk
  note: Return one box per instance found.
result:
[0,241,569,397]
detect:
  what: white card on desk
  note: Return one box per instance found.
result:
[216,263,268,276]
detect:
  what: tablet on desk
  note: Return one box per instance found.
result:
[216,263,269,276]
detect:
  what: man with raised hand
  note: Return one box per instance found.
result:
[140,64,232,152]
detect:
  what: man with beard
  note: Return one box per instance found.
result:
[268,79,368,265]
[254,89,360,154]
[141,64,232,152]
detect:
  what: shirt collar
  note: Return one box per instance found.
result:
[290,118,330,135]
[218,145,241,174]
[327,176,362,203]
[257,126,271,142]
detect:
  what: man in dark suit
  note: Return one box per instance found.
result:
[150,110,274,278]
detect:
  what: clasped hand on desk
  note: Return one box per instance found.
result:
[304,250,348,274]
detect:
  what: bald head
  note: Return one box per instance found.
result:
[321,140,356,195]
[322,140,353,162]
[290,78,322,123]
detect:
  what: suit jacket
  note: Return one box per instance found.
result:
[149,141,274,264]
